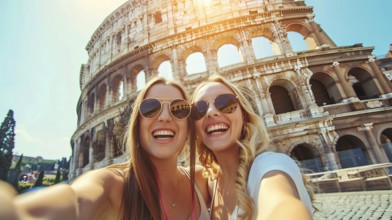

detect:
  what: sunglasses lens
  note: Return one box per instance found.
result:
[140,99,161,118]
[191,101,208,120]
[170,99,191,119]
[215,94,238,114]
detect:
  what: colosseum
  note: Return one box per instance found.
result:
[69,0,392,179]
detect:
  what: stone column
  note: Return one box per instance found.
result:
[171,47,184,81]
[89,135,95,165]
[239,36,256,65]
[319,133,339,170]
[306,13,336,47]
[358,123,389,163]
[73,140,80,170]
[294,66,316,108]
[146,68,157,81]
[368,56,392,94]
[254,76,271,115]
[104,77,110,108]
[205,48,219,75]
[106,132,114,159]
[332,61,357,101]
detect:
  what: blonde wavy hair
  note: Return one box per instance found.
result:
[191,74,271,219]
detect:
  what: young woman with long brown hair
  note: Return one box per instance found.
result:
[0,76,210,220]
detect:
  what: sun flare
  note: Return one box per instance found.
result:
[202,0,211,6]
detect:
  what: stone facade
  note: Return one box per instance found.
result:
[69,0,392,179]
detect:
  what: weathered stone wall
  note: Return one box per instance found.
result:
[69,0,392,179]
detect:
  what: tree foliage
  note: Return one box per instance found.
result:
[9,154,23,189]
[33,171,44,187]
[0,110,16,181]
[54,166,61,184]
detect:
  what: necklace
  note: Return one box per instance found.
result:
[157,168,195,220]
[170,172,180,207]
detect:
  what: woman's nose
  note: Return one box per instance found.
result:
[157,103,172,121]
[205,102,219,118]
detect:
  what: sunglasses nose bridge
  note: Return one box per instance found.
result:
[205,99,220,117]
[157,102,172,121]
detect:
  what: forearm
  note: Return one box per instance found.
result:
[14,184,79,220]
[265,198,312,220]
[0,181,18,220]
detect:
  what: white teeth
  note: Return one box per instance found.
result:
[207,124,228,133]
[153,130,174,136]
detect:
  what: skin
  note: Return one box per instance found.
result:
[193,82,312,220]
[140,84,208,220]
[0,84,209,220]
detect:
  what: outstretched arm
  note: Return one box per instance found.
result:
[257,171,312,220]
[0,168,123,220]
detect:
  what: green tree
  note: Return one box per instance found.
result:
[54,166,61,184]
[33,171,44,187]
[9,154,23,189]
[0,110,16,181]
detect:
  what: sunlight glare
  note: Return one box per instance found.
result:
[203,0,211,5]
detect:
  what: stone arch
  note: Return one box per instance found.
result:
[157,60,174,80]
[269,79,301,114]
[310,72,341,105]
[151,53,172,72]
[289,143,323,172]
[348,67,380,100]
[251,26,275,41]
[136,70,146,91]
[251,36,275,59]
[286,23,317,50]
[212,34,241,50]
[129,64,145,81]
[129,64,145,91]
[217,44,242,68]
[179,44,204,62]
[379,128,392,162]
[252,25,281,56]
[336,135,371,168]
[94,129,106,162]
[182,45,207,75]
[111,74,124,102]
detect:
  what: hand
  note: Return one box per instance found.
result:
[0,180,18,220]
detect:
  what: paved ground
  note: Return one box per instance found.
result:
[313,190,392,220]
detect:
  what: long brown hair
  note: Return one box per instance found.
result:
[113,76,196,220]
[191,75,271,219]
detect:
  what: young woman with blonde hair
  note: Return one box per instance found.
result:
[0,76,210,220]
[190,74,313,220]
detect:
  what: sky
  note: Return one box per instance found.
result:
[0,0,391,161]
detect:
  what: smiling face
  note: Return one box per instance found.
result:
[193,82,243,154]
[139,84,189,161]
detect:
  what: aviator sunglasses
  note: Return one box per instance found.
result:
[139,98,191,120]
[191,93,239,120]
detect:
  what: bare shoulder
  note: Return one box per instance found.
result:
[71,167,125,187]
[261,170,298,197]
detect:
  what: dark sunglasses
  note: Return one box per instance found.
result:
[191,93,239,121]
[139,98,191,120]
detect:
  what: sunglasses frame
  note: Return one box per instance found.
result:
[139,98,191,120]
[191,93,239,120]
